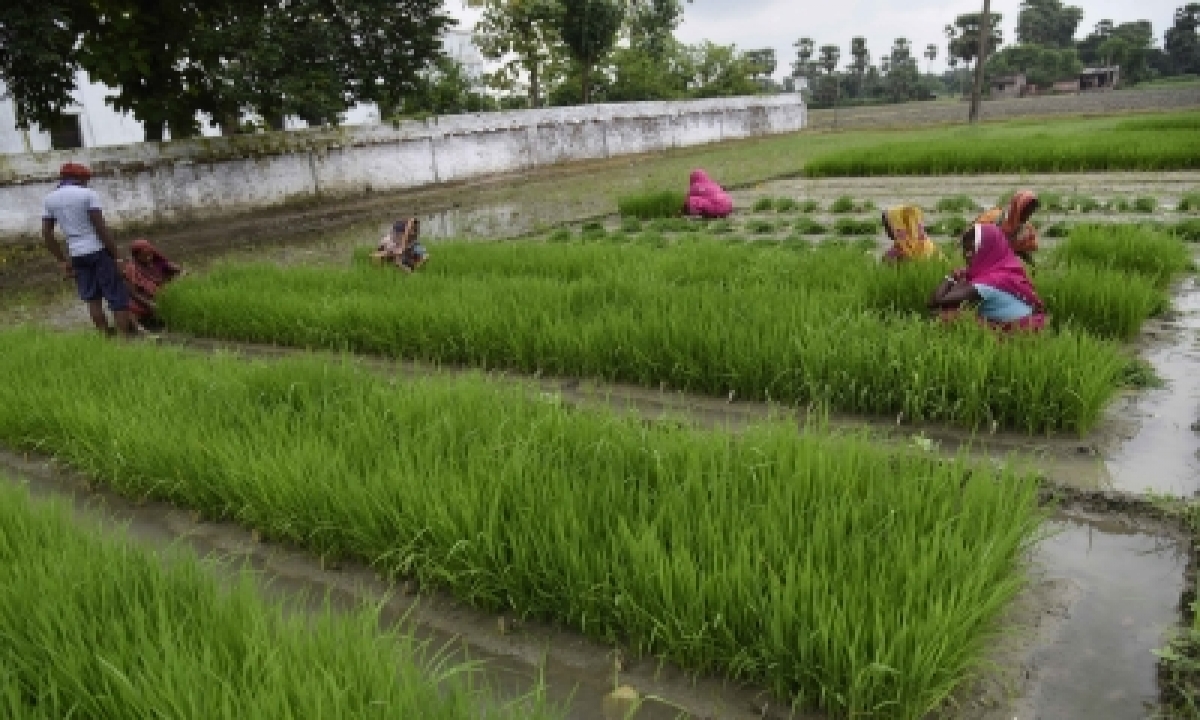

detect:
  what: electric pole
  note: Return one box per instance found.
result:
[968,0,991,124]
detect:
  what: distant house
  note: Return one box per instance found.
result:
[1080,67,1120,91]
[1053,79,1081,94]
[990,74,1028,99]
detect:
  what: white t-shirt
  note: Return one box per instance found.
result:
[42,183,104,257]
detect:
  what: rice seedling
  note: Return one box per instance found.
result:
[162,245,1131,432]
[794,217,828,234]
[620,217,643,233]
[0,330,1046,718]
[1051,224,1190,287]
[1133,197,1159,214]
[773,197,799,212]
[1116,111,1200,131]
[0,477,553,720]
[928,216,969,237]
[935,195,978,214]
[802,129,1200,177]
[1039,192,1067,213]
[707,219,735,234]
[617,189,687,219]
[1043,223,1071,238]
[548,228,573,243]
[752,197,774,212]
[580,221,607,240]
[1178,193,1200,213]
[1174,219,1200,243]
[1106,197,1133,213]
[1065,195,1101,213]
[829,195,857,213]
[834,218,877,236]
[746,219,775,234]
[798,199,820,213]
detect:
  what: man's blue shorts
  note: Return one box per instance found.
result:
[71,250,130,311]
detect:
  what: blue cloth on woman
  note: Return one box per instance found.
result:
[974,283,1033,322]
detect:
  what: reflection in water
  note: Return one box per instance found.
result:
[1030,517,1183,719]
[1106,276,1200,496]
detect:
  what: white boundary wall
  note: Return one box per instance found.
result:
[0,95,805,240]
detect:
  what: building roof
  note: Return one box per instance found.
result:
[1081,67,1119,74]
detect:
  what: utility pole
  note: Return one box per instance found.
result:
[968,0,991,124]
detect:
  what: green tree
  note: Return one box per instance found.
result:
[0,0,86,129]
[473,0,563,108]
[1016,0,1084,48]
[556,0,625,104]
[744,48,777,84]
[399,58,496,116]
[1165,4,1200,75]
[626,0,685,58]
[792,37,816,83]
[684,42,759,98]
[988,45,1082,86]
[886,38,920,102]
[949,11,1004,78]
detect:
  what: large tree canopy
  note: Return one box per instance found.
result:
[1165,3,1200,75]
[1015,0,1083,48]
[0,0,85,129]
[555,0,625,104]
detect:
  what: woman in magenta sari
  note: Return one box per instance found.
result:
[682,169,733,219]
[928,223,1046,332]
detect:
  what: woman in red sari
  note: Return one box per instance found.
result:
[121,239,182,330]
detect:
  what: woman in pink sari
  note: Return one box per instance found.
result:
[682,169,733,219]
[928,223,1046,332]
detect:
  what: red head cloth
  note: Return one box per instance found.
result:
[965,223,1044,311]
[59,162,92,180]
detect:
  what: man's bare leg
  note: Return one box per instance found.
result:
[113,309,139,337]
[86,300,111,333]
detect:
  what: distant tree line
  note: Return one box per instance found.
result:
[792,0,1200,108]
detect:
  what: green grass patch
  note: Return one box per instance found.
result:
[0,476,551,719]
[751,197,774,212]
[163,240,1135,432]
[620,217,643,233]
[829,196,872,214]
[834,218,878,236]
[617,190,686,219]
[798,199,820,213]
[793,217,828,235]
[1133,197,1159,214]
[804,129,1200,177]
[773,197,799,212]
[935,196,978,214]
[1116,110,1200,131]
[0,330,1045,719]
[1051,224,1191,288]
[1065,195,1102,213]
[1175,219,1200,243]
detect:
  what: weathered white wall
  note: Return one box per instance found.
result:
[0,95,806,241]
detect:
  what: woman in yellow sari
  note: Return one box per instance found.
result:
[881,205,939,262]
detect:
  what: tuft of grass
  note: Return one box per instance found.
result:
[708,219,735,235]
[935,195,978,214]
[798,199,820,213]
[829,196,857,213]
[1178,192,1200,213]
[620,217,643,234]
[618,189,687,219]
[929,216,969,237]
[0,476,555,720]
[746,219,776,234]
[834,218,877,236]
[1039,192,1066,213]
[1174,219,1200,243]
[1065,195,1101,213]
[793,217,828,235]
[1120,357,1164,389]
[1052,224,1190,287]
[752,197,774,212]
[1133,197,1159,214]
[773,197,799,212]
[1106,197,1133,213]
[547,228,574,243]
[0,330,1045,720]
[1043,223,1071,238]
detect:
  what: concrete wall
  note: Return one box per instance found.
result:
[0,95,806,241]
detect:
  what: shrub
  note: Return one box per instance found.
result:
[618,190,687,219]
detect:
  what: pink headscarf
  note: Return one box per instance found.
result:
[965,224,1044,311]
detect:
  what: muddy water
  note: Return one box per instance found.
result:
[1023,514,1185,720]
[1106,276,1200,497]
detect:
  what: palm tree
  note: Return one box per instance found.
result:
[924,43,937,75]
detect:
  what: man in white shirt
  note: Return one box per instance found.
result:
[42,163,136,337]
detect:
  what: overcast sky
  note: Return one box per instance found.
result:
[446,0,1182,79]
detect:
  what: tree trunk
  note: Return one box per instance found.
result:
[969,0,992,123]
[144,120,165,143]
[581,60,591,105]
[529,63,540,109]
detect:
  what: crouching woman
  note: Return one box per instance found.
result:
[928,223,1046,332]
